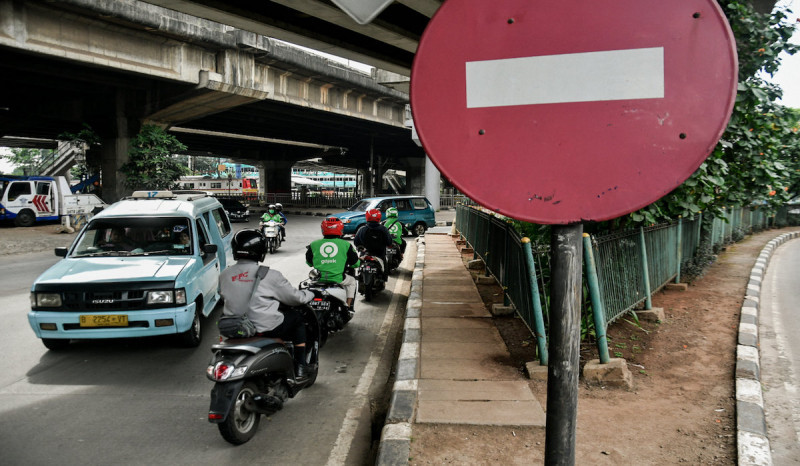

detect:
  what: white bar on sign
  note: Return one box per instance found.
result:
[465,47,664,108]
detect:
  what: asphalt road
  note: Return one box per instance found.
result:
[0,214,408,465]
[759,237,800,464]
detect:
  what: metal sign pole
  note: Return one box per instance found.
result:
[544,223,583,465]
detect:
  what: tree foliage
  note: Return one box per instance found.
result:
[1,148,49,176]
[629,1,799,225]
[120,125,189,191]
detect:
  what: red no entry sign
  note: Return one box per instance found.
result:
[411,0,737,224]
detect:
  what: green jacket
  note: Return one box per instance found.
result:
[384,218,403,245]
[306,237,360,283]
[261,212,282,223]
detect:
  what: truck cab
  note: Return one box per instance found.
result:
[0,175,105,227]
[28,191,234,350]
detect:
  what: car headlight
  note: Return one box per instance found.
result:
[147,289,187,305]
[31,293,62,308]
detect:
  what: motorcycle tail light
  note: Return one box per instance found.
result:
[313,298,323,302]
[209,362,234,380]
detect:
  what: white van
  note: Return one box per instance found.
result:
[28,191,234,350]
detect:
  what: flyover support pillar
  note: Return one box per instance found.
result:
[405,157,425,197]
[261,158,294,200]
[424,155,440,210]
[98,96,141,204]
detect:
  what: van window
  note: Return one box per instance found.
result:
[196,219,214,264]
[7,182,31,201]
[211,207,232,237]
[71,217,191,256]
[412,198,429,210]
[376,200,392,212]
[35,181,52,195]
[395,199,412,211]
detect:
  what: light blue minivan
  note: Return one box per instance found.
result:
[331,195,436,236]
[28,191,234,350]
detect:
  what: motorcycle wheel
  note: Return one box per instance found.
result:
[218,381,261,445]
[364,285,373,302]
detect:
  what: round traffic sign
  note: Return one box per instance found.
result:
[410,0,737,224]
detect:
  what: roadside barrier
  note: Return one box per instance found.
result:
[455,203,789,363]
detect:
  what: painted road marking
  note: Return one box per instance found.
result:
[465,47,664,108]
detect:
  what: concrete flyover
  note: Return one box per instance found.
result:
[0,0,427,202]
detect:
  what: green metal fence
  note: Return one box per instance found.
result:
[455,204,551,359]
[454,202,790,365]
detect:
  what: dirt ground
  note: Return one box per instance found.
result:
[0,221,76,255]
[408,228,793,465]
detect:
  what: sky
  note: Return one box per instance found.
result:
[0,147,12,173]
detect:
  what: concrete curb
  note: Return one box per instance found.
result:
[736,231,800,466]
[376,236,425,465]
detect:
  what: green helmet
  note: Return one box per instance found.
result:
[386,207,398,218]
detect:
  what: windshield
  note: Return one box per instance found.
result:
[348,200,373,212]
[71,217,193,257]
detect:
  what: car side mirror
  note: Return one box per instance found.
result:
[202,244,218,254]
[55,247,68,257]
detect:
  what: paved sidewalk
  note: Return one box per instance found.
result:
[377,231,545,464]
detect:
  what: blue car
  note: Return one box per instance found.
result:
[331,195,436,236]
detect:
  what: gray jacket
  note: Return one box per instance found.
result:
[219,259,314,332]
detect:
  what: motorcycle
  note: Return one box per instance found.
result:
[356,247,386,302]
[386,243,403,273]
[260,220,281,254]
[299,269,353,347]
[206,306,321,445]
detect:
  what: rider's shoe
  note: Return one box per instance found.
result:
[295,363,310,381]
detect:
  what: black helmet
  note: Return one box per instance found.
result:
[232,229,266,262]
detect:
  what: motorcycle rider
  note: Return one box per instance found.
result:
[275,203,288,242]
[220,229,315,380]
[353,208,393,282]
[306,217,360,311]
[381,207,407,255]
[260,204,284,243]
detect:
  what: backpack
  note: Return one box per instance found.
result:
[217,266,269,338]
[363,226,386,250]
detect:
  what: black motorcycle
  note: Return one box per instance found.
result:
[298,269,353,347]
[386,243,402,273]
[206,306,321,445]
[357,248,386,302]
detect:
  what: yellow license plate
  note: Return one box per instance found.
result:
[79,314,129,327]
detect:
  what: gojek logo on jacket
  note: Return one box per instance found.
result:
[319,242,339,264]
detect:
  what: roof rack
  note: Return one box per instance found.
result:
[123,190,211,201]
[171,190,212,201]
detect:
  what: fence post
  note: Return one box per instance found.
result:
[522,237,548,366]
[675,217,683,284]
[582,233,609,364]
[502,221,510,305]
[639,226,652,310]
[696,211,703,249]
